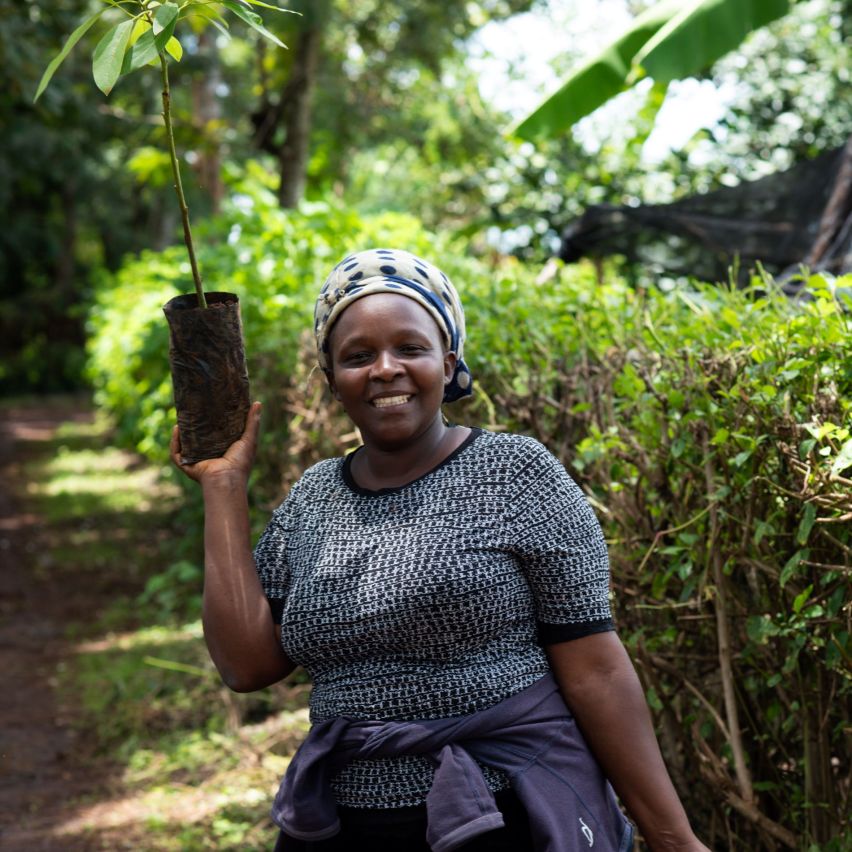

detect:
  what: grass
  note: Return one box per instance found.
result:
[21,405,310,850]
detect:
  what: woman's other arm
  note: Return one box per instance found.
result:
[547,631,710,852]
[171,402,295,692]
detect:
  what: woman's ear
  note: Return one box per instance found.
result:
[443,351,458,385]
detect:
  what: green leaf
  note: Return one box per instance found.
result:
[831,438,852,476]
[220,0,287,48]
[747,614,779,644]
[792,584,813,614]
[152,2,180,36]
[732,449,753,467]
[711,427,729,446]
[189,5,232,39]
[241,0,301,12]
[93,18,136,95]
[122,5,179,74]
[635,0,792,83]
[796,502,817,545]
[753,519,773,546]
[799,437,816,458]
[121,30,159,73]
[510,0,682,140]
[645,685,663,711]
[512,0,792,140]
[34,9,106,101]
[780,549,808,588]
[165,36,183,62]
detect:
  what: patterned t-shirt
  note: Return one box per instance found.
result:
[253,428,614,808]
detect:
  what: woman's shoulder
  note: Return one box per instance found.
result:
[469,428,557,463]
[452,429,567,488]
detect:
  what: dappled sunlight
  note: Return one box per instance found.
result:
[29,447,178,507]
[48,708,308,850]
[73,621,203,655]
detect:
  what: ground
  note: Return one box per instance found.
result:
[0,397,306,851]
[0,397,114,850]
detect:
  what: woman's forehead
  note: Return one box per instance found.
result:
[330,293,447,343]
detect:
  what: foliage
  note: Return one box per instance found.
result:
[254,0,540,187]
[703,0,852,178]
[513,0,793,140]
[86,168,454,510]
[35,0,289,101]
[488,0,852,263]
[88,189,851,846]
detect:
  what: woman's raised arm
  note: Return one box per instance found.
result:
[171,402,295,692]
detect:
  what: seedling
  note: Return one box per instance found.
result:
[35,0,291,309]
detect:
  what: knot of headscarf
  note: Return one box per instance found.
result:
[314,248,473,403]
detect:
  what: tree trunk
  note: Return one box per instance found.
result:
[56,178,77,299]
[805,132,852,269]
[193,30,224,215]
[277,25,321,209]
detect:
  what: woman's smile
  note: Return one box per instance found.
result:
[371,394,413,408]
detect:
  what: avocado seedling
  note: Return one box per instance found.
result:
[36,1,291,463]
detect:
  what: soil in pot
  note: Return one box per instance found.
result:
[163,292,250,465]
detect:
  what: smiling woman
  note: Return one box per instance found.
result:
[326,294,462,483]
[171,248,709,852]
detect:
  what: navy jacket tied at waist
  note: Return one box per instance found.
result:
[272,673,634,852]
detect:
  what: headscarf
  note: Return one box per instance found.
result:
[314,248,473,403]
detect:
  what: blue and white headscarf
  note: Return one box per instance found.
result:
[314,248,473,403]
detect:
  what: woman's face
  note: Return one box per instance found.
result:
[327,293,456,450]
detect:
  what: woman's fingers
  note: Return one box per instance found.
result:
[171,402,262,481]
[170,425,183,465]
[244,401,262,449]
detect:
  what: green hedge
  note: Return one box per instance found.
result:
[88,183,851,849]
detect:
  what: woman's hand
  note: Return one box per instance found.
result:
[170,401,262,484]
[547,632,711,852]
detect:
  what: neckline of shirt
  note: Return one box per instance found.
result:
[341,427,483,497]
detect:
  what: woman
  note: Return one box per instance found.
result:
[172,249,709,851]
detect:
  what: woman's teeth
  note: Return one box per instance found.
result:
[373,395,411,408]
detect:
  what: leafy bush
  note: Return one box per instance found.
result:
[87,184,850,848]
[465,269,851,850]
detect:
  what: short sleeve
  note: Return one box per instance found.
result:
[506,440,614,644]
[253,478,304,625]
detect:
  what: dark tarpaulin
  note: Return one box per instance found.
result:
[559,138,852,290]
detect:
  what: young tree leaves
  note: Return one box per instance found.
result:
[34,8,106,101]
[220,0,287,49]
[35,1,289,104]
[93,18,135,95]
[122,4,180,75]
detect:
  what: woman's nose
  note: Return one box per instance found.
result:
[369,350,402,380]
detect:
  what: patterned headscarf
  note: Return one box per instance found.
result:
[314,248,473,403]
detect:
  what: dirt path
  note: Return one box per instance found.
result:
[0,398,117,851]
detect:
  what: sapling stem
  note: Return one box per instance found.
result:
[159,51,206,309]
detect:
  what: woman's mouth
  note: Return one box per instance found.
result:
[372,394,412,408]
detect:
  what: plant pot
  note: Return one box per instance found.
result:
[163,291,250,465]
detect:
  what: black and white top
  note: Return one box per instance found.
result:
[254,428,614,808]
